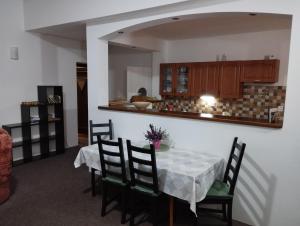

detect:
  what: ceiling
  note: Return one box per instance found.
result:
[34,23,86,41]
[133,13,292,40]
[35,12,292,42]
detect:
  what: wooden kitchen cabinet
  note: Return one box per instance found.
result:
[191,62,219,96]
[160,64,174,96]
[174,63,192,97]
[160,59,279,99]
[160,63,192,97]
[241,60,279,83]
[219,62,242,99]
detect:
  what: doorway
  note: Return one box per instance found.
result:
[76,62,88,146]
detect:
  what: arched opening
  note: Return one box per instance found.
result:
[106,12,292,125]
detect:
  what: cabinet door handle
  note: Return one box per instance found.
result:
[254,80,261,82]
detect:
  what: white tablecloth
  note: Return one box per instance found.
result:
[74,142,224,214]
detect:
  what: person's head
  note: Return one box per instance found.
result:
[137,87,147,96]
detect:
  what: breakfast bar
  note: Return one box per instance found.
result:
[98,105,283,129]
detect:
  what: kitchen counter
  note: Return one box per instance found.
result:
[98,105,283,129]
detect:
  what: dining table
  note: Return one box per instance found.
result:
[74,140,225,226]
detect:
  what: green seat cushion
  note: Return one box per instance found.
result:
[206,180,232,198]
[103,175,127,186]
[132,185,160,197]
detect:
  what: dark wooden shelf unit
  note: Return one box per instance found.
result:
[38,86,65,156]
[2,85,65,164]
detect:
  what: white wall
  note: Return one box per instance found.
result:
[86,1,300,226]
[108,45,152,100]
[43,35,86,148]
[165,29,291,86]
[23,0,190,30]
[0,0,86,160]
[127,66,152,100]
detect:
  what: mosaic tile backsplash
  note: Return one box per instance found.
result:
[153,85,286,121]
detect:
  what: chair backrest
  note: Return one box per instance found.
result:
[126,140,159,194]
[223,137,246,195]
[90,120,113,144]
[97,135,127,183]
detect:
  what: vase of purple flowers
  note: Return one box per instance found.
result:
[145,124,167,150]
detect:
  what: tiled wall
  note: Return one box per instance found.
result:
[154,85,286,121]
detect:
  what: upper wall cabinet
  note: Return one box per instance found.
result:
[175,63,192,97]
[219,62,242,99]
[160,64,174,96]
[160,59,280,99]
[191,62,219,97]
[160,63,192,97]
[241,60,279,83]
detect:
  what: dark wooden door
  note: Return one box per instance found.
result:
[219,62,241,99]
[77,62,88,134]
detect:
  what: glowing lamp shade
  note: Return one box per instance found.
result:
[200,95,216,106]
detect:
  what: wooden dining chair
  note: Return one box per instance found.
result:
[195,137,246,226]
[126,140,161,226]
[97,135,128,224]
[90,119,113,196]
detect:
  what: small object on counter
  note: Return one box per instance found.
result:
[216,55,220,61]
[264,55,275,60]
[132,101,151,110]
[221,54,227,61]
[222,112,232,116]
[130,95,161,103]
[167,104,174,111]
[268,107,278,123]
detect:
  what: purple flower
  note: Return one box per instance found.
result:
[145,124,167,142]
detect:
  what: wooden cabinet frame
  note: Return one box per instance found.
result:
[241,60,279,83]
[160,63,192,97]
[160,60,279,99]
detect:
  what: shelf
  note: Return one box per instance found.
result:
[1,85,65,166]
[12,135,56,148]
[21,103,62,107]
[2,118,61,129]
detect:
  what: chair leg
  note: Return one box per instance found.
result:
[227,200,232,226]
[130,191,136,226]
[222,203,227,221]
[121,187,127,224]
[91,168,96,196]
[152,197,159,226]
[194,214,198,226]
[101,182,108,217]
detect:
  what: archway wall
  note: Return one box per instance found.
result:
[86,1,300,226]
